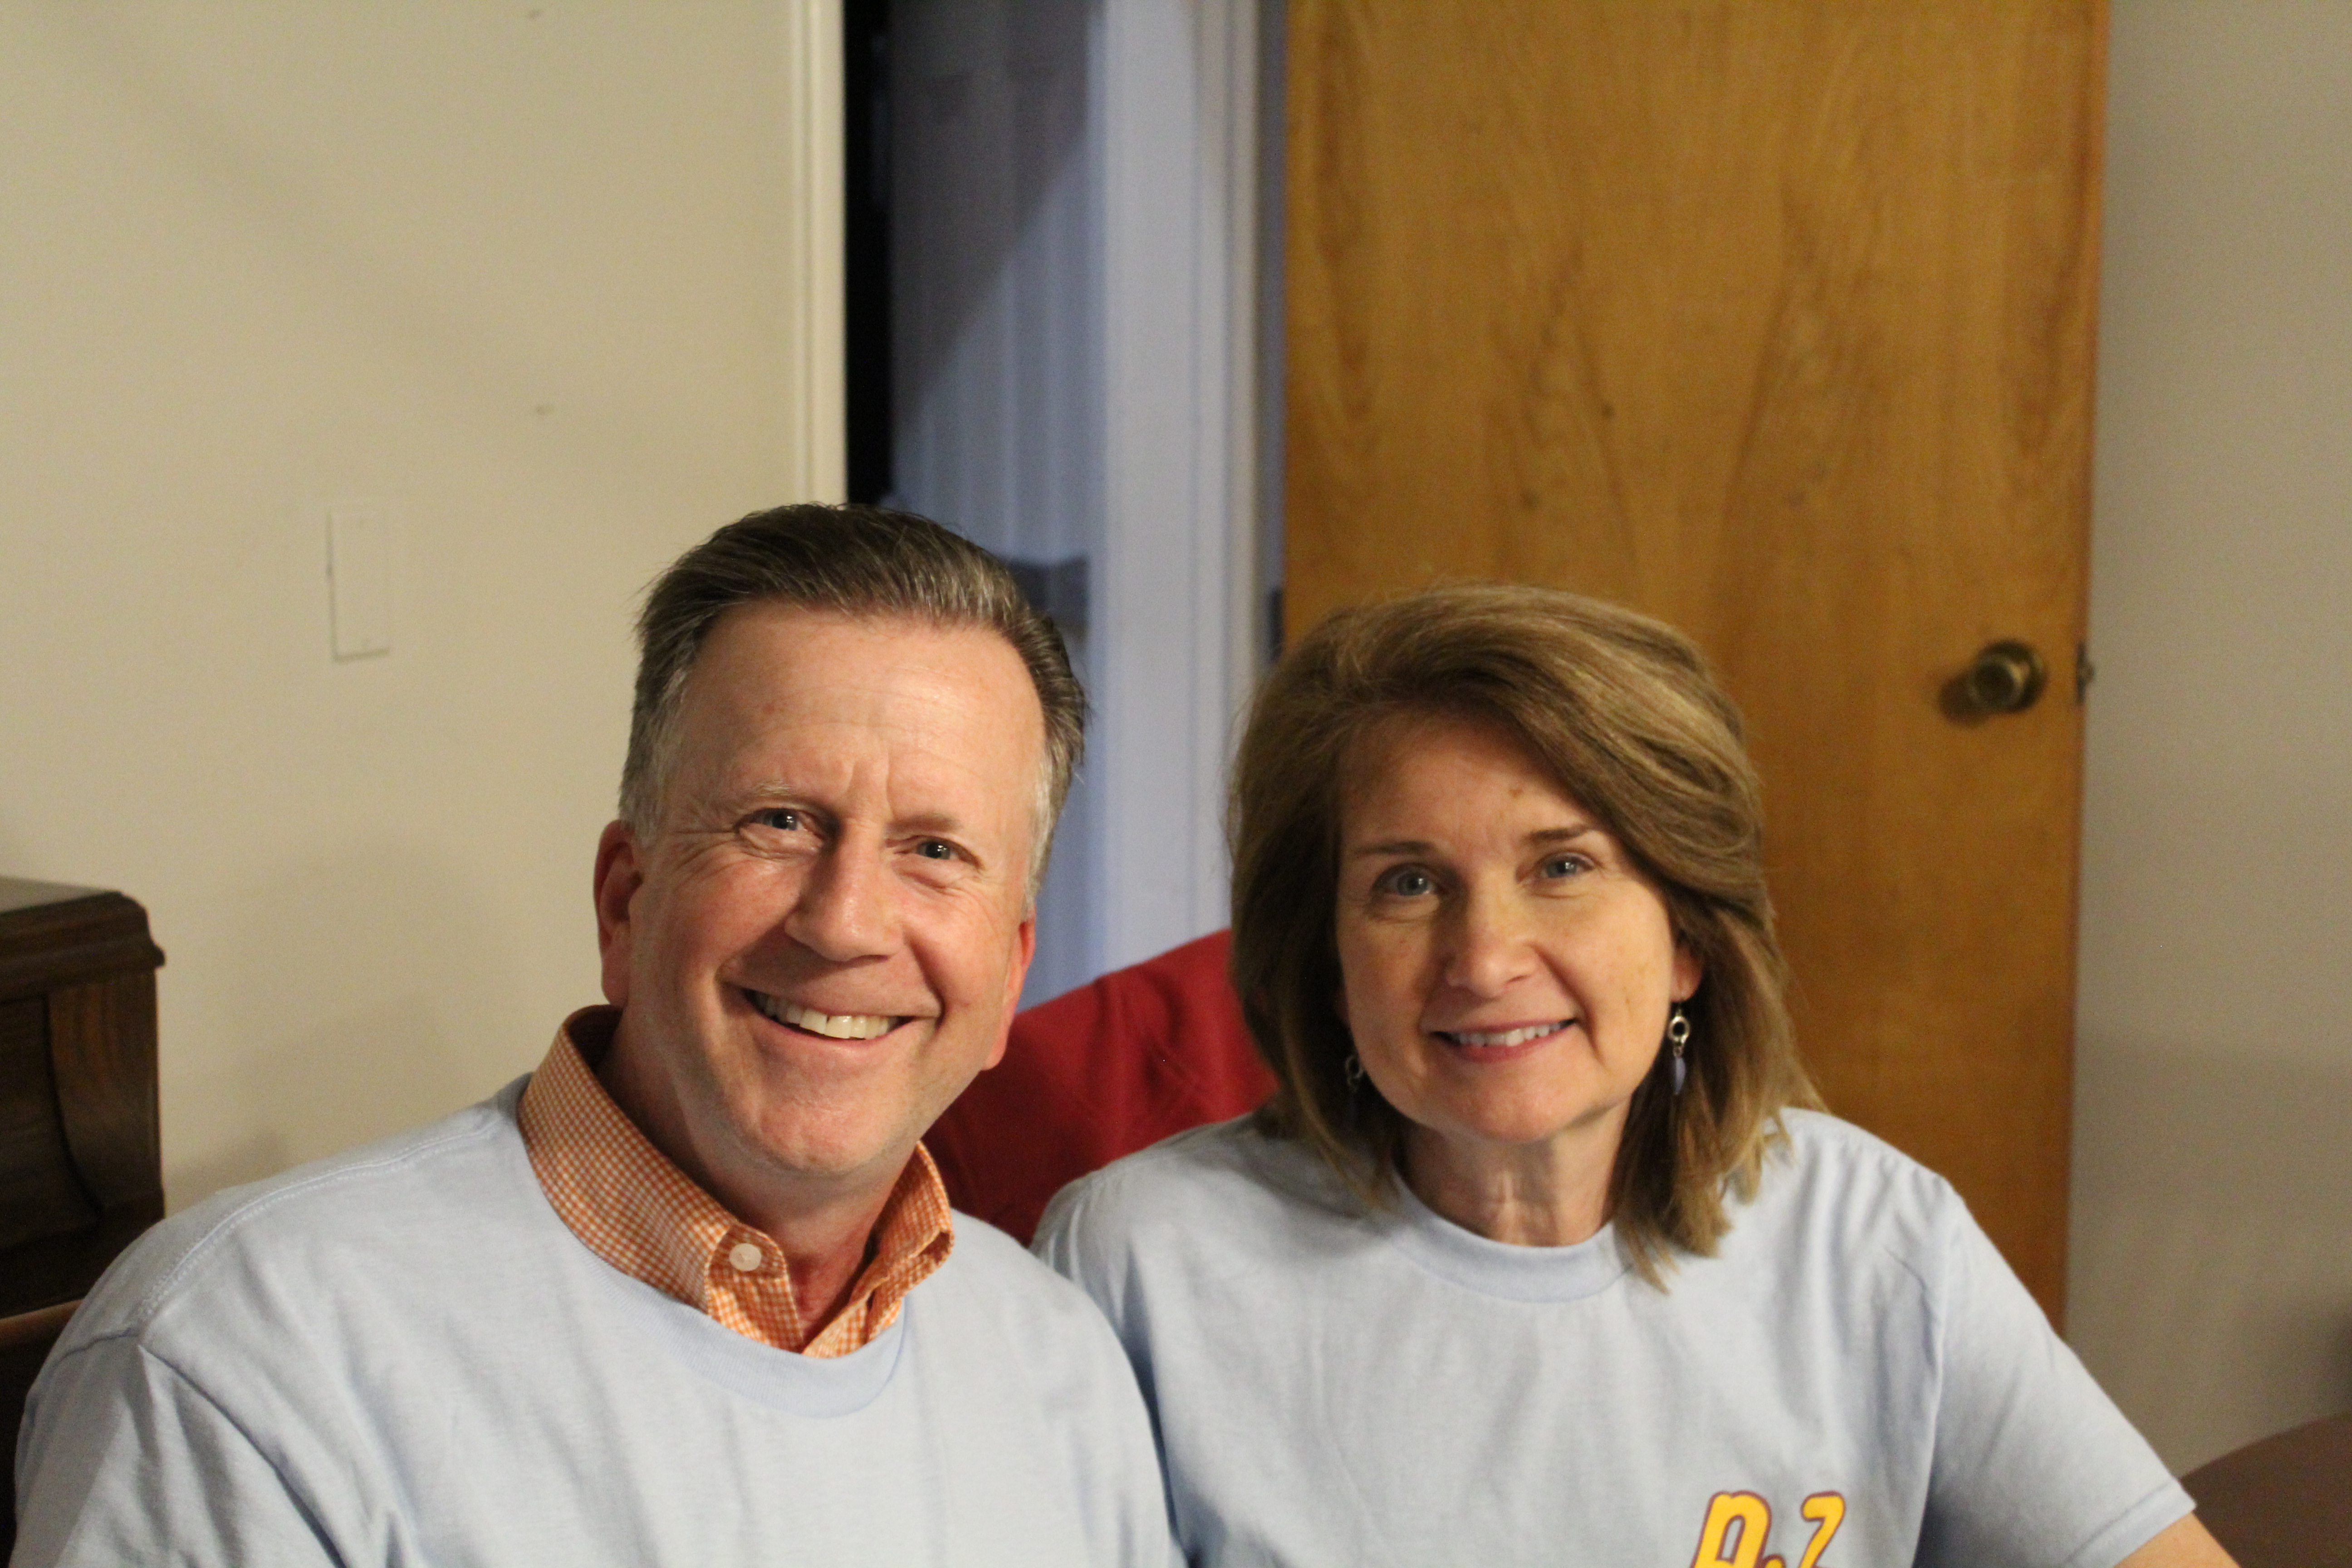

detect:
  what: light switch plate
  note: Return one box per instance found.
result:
[327,502,393,660]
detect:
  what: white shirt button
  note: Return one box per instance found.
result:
[727,1241,765,1274]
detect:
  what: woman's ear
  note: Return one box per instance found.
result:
[1670,941,1704,1004]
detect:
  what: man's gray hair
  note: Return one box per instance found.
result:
[620,504,1086,887]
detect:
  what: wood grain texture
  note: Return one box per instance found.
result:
[0,997,97,1255]
[2181,1412,2352,1568]
[0,886,165,1003]
[49,976,162,1215]
[0,1300,81,1558]
[0,884,165,1316]
[1286,0,2106,1317]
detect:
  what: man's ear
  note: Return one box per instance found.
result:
[593,819,644,1007]
[982,911,1038,1073]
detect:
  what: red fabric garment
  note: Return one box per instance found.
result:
[928,929,1275,1245]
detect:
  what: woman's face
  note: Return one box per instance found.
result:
[1333,712,1701,1167]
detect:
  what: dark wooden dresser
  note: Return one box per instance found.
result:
[2,877,165,1551]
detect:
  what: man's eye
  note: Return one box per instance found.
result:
[915,839,956,861]
[753,809,803,832]
[1377,867,1435,898]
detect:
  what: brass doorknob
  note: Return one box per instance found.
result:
[1960,640,2046,715]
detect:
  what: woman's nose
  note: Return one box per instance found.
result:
[1441,884,1535,996]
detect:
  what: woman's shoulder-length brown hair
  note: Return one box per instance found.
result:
[1228,582,1820,1284]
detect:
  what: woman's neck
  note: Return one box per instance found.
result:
[1399,1119,1622,1247]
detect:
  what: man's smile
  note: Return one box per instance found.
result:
[745,987,910,1041]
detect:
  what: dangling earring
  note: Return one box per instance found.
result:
[1340,1053,1368,1132]
[1667,1004,1691,1097]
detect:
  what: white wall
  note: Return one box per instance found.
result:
[2070,0,2352,1473]
[0,2,842,1209]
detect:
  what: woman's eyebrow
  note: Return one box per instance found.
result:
[1347,838,1435,859]
[1348,823,1603,859]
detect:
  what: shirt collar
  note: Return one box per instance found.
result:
[518,1005,954,1355]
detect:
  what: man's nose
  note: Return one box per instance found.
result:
[1441,882,1536,997]
[783,838,898,961]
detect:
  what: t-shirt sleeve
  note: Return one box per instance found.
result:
[1076,1335,1188,1568]
[1032,1179,1090,1276]
[1023,1196,1183,1568]
[14,1335,338,1568]
[1034,1174,1130,1326]
[1914,1208,2192,1568]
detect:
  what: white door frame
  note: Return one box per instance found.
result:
[794,0,848,502]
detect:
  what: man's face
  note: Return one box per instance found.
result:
[593,604,1042,1220]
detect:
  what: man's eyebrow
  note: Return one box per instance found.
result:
[730,782,974,833]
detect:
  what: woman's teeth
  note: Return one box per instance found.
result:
[1446,1021,1569,1049]
[750,992,897,1040]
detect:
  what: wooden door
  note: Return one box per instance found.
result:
[1285,1,2105,1319]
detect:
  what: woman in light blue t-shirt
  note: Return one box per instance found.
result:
[1039,584,2233,1568]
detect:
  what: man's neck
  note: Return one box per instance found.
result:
[735,1166,902,1329]
[589,1013,908,1335]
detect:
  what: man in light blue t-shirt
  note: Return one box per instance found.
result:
[15,506,1178,1567]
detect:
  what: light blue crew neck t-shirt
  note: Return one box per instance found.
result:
[1038,1109,2189,1568]
[15,1078,1180,1568]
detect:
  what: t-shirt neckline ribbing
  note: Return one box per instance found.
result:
[1377,1174,1632,1303]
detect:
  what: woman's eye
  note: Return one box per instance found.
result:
[1540,853,1589,880]
[1377,867,1435,898]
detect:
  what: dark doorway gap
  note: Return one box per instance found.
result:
[843,0,892,504]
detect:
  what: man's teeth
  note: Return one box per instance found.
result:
[1448,1022,1568,1049]
[751,993,897,1040]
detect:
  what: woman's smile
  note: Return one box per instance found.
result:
[1431,1018,1575,1055]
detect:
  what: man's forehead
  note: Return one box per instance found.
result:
[677,605,1044,799]
[696,605,1028,707]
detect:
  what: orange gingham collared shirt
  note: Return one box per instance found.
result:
[518,1006,954,1357]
